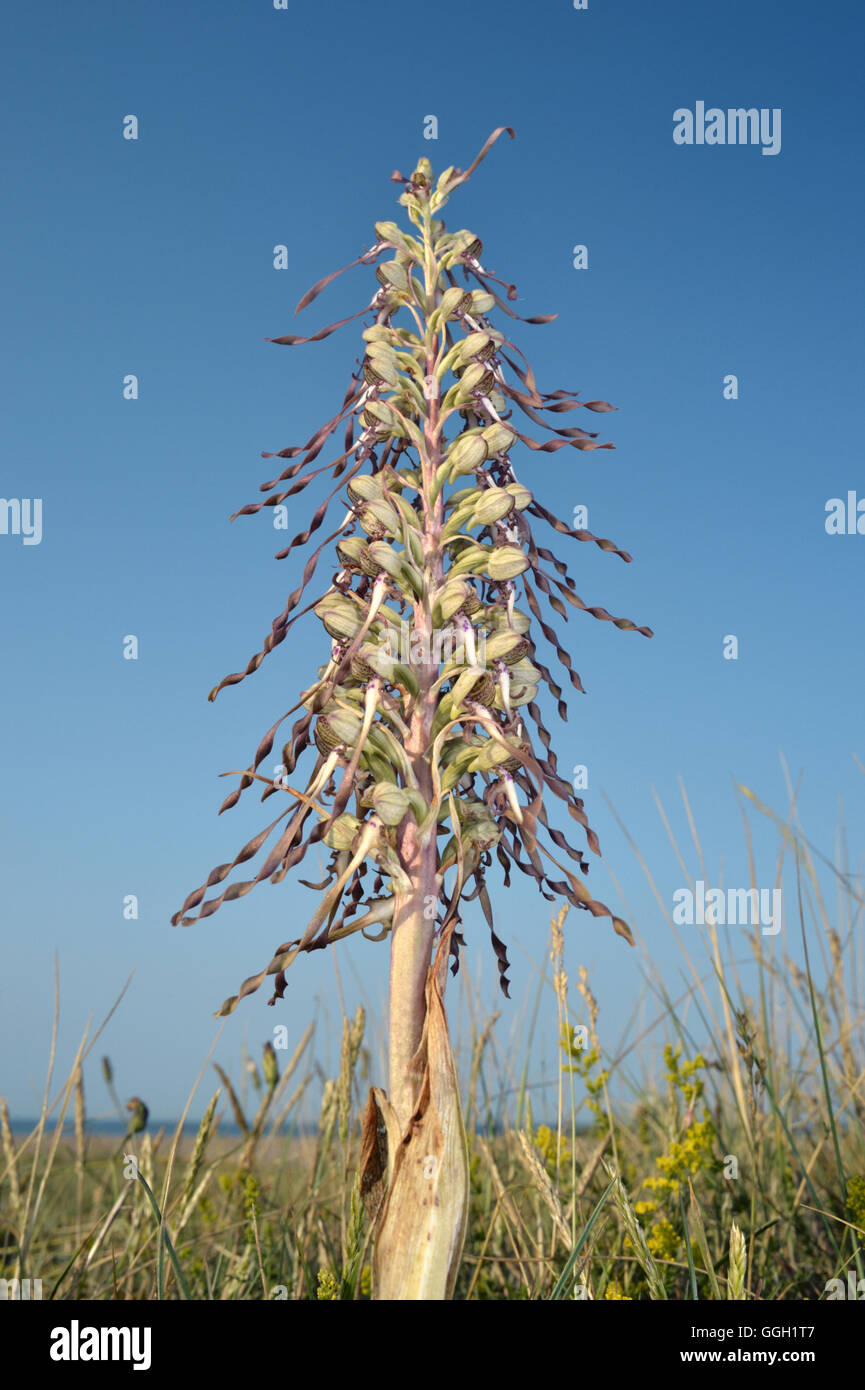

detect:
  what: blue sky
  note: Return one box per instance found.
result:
[1,0,863,1122]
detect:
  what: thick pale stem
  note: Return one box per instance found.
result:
[387,195,444,1132]
[388,829,438,1129]
[388,543,439,1128]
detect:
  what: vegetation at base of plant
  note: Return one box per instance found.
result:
[3,779,862,1299]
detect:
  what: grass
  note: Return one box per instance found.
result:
[2,778,864,1300]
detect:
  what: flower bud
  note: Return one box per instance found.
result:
[262,1041,279,1090]
[447,433,488,479]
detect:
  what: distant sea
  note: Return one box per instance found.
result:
[8,1118,315,1137]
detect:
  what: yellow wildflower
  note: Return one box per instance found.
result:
[604,1279,632,1300]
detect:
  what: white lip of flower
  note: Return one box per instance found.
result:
[480,394,504,424]
[459,615,478,666]
[306,746,343,799]
[364,572,390,622]
[495,661,512,717]
[501,771,523,824]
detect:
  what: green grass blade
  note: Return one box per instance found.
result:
[549,1178,614,1301]
[131,1170,191,1300]
[680,1189,699,1300]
